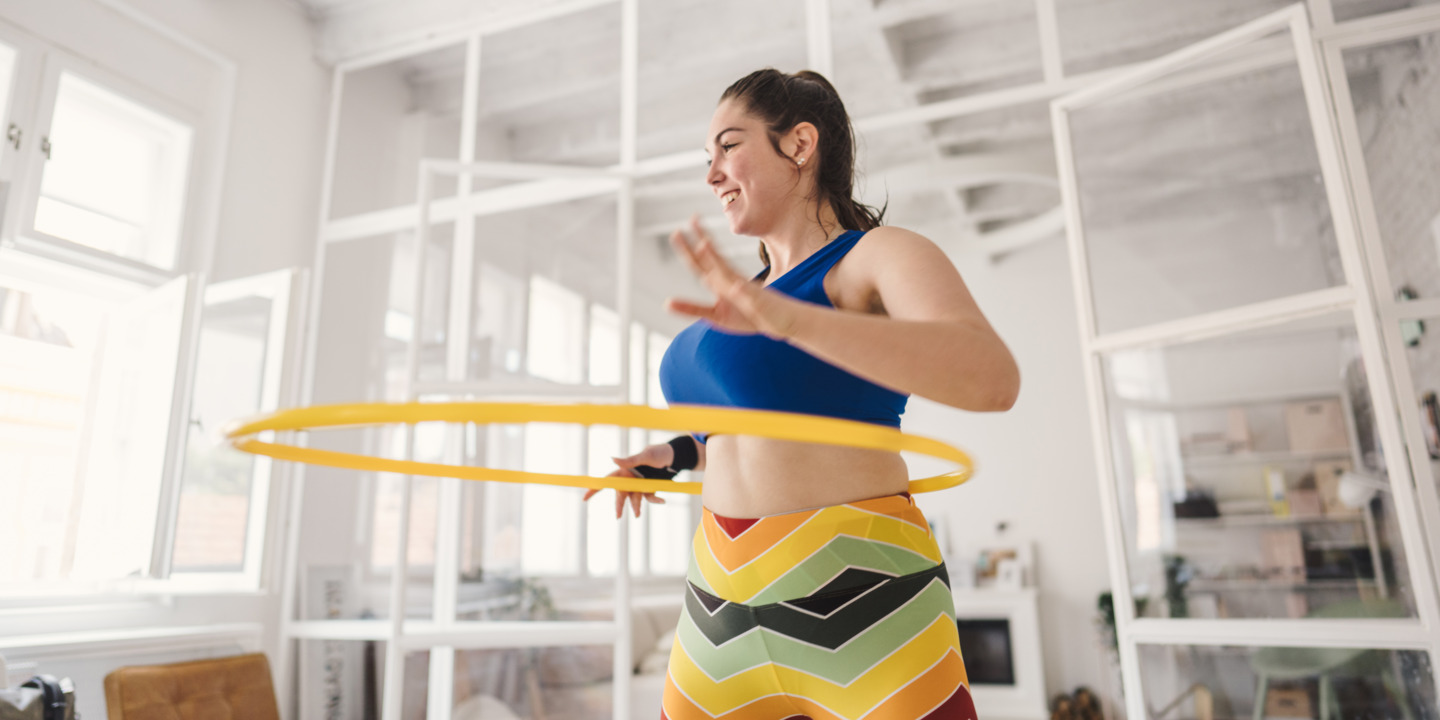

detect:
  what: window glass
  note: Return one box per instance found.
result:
[0,277,104,584]
[1341,31,1440,304]
[0,270,194,584]
[521,422,583,576]
[525,276,585,385]
[647,330,668,409]
[171,292,272,573]
[0,41,16,133]
[1102,312,1421,620]
[36,72,192,269]
[589,304,621,387]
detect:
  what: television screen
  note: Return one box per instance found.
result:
[957,618,1015,685]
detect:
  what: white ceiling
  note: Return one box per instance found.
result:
[291,0,1423,295]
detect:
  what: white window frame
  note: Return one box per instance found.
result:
[0,9,244,603]
[10,46,200,285]
[156,268,305,593]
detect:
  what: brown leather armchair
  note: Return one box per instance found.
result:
[103,653,280,720]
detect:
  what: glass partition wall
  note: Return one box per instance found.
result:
[284,0,1440,718]
[1054,5,1440,720]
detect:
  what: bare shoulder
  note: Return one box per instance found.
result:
[848,226,962,283]
[855,225,938,255]
[845,225,979,322]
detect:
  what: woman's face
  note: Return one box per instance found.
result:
[704,99,802,238]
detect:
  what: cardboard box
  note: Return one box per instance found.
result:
[1289,489,1323,518]
[1264,685,1312,718]
[1285,399,1349,453]
[1261,529,1306,583]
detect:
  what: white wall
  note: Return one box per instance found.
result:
[113,0,330,284]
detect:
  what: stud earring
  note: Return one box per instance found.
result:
[796,157,807,167]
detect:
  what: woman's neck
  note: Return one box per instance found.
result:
[760,200,844,280]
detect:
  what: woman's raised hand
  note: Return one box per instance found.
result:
[582,442,672,519]
[667,215,804,339]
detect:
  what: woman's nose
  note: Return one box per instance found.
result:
[705,160,723,185]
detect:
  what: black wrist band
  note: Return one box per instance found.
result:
[667,435,700,471]
[633,464,679,480]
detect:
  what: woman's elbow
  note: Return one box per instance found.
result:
[984,362,1021,412]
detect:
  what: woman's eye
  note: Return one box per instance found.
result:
[722,143,737,152]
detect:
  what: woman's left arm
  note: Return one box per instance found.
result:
[669,220,1019,412]
[781,227,1019,412]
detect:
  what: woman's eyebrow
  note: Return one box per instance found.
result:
[705,127,743,153]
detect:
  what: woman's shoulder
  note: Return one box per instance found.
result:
[850,226,947,267]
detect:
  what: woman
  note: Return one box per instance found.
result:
[584,68,1019,720]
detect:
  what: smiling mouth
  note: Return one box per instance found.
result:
[721,190,739,207]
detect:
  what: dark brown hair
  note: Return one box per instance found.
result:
[719,68,886,266]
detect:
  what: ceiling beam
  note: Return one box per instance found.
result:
[311,0,604,66]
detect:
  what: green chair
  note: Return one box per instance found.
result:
[1250,599,1413,720]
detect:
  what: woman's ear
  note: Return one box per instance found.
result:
[785,122,820,165]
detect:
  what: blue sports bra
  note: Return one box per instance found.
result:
[658,229,908,443]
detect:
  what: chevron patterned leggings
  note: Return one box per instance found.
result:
[660,493,976,720]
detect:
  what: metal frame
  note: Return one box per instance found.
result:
[1051,5,1440,720]
[282,3,642,718]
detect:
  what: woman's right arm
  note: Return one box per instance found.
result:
[581,436,704,518]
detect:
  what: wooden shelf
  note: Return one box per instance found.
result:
[1174,513,1365,527]
[1181,449,1352,467]
[1187,578,1376,592]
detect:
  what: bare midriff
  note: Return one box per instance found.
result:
[699,433,909,518]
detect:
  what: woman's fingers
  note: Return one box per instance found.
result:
[666,297,716,320]
[688,213,713,243]
[670,228,704,275]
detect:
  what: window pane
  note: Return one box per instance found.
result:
[636,0,805,161]
[646,331,668,409]
[329,43,465,220]
[37,72,192,269]
[832,0,1043,112]
[1136,643,1434,720]
[1102,312,1422,620]
[522,422,583,576]
[475,262,528,379]
[629,321,646,405]
[471,194,619,389]
[1067,28,1345,335]
[0,40,16,135]
[649,494,692,576]
[171,293,272,572]
[0,279,103,583]
[1333,0,1440,23]
[453,644,614,719]
[475,3,620,168]
[1341,31,1440,304]
[526,276,585,385]
[589,304,621,387]
[71,275,189,581]
[1400,314,1440,545]
[1055,0,1294,76]
[586,424,623,576]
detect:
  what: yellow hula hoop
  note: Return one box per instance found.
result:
[224,402,973,496]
